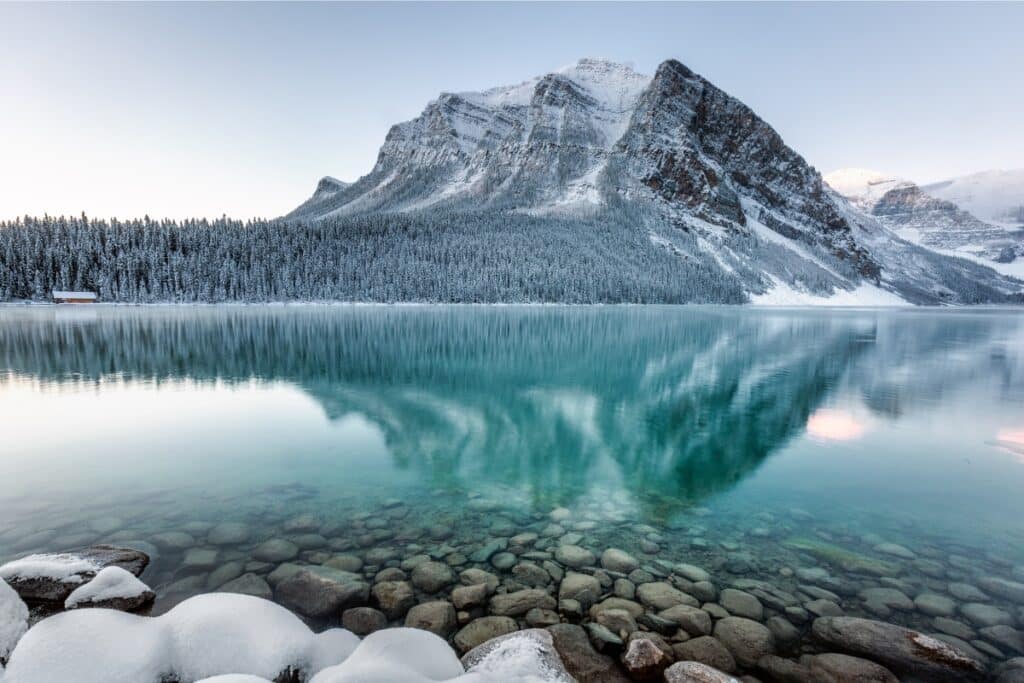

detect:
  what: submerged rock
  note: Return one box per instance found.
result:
[547,623,632,683]
[664,661,739,683]
[405,600,457,637]
[490,588,556,616]
[217,573,273,600]
[274,566,368,618]
[0,545,149,603]
[713,617,774,668]
[811,616,986,680]
[454,616,519,653]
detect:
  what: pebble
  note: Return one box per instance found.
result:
[713,617,775,668]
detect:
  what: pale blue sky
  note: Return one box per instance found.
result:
[1,2,1021,220]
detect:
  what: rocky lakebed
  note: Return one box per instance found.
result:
[2,481,1024,682]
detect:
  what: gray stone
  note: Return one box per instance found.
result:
[811,616,985,680]
[490,588,556,616]
[766,616,800,647]
[469,538,508,563]
[672,636,737,674]
[720,589,763,620]
[217,572,272,600]
[805,598,844,617]
[676,563,712,583]
[637,581,698,610]
[601,548,640,574]
[590,597,645,620]
[962,602,1015,628]
[526,607,561,627]
[182,547,219,571]
[151,531,195,549]
[664,661,739,683]
[460,568,500,591]
[207,522,250,545]
[275,566,369,618]
[713,617,775,668]
[949,583,989,602]
[324,554,364,573]
[979,577,1024,604]
[206,560,245,589]
[253,539,299,563]
[411,560,455,593]
[559,572,601,611]
[805,653,898,683]
[933,616,976,640]
[490,552,516,571]
[981,625,1024,655]
[266,562,304,586]
[660,604,713,636]
[371,580,415,619]
[547,623,631,682]
[587,622,624,653]
[452,582,491,609]
[405,600,457,637]
[342,606,387,635]
[873,543,915,559]
[914,592,956,617]
[621,638,671,680]
[595,608,637,637]
[555,545,596,568]
[454,616,519,653]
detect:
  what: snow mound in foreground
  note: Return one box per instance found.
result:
[0,579,28,663]
[2,594,568,683]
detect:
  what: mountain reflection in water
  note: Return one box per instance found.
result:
[2,305,1022,520]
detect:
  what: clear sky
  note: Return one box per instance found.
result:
[1,1,1021,220]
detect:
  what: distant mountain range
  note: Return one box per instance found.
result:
[823,167,1024,270]
[289,58,1023,305]
[824,168,1024,269]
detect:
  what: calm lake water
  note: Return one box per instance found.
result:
[2,305,1023,663]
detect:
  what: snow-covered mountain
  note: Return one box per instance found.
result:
[825,168,1023,266]
[289,58,1024,305]
[922,169,1024,225]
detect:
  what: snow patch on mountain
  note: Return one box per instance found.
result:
[923,168,1024,224]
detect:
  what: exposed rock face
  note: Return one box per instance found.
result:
[827,170,1024,265]
[811,616,986,681]
[289,58,1024,306]
[0,545,149,604]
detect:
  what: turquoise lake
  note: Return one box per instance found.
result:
[1,305,1023,666]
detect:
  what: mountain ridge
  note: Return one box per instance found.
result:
[288,57,1022,305]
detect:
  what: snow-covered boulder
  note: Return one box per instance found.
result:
[0,546,149,603]
[0,579,29,664]
[65,567,154,611]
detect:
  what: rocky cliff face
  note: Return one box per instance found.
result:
[289,58,1024,305]
[826,169,1024,265]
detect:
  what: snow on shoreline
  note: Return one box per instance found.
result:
[1,593,568,683]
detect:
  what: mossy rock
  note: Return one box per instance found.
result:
[783,537,898,576]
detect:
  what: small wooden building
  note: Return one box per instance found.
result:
[52,290,98,304]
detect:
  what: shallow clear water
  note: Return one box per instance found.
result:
[2,305,1023,661]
